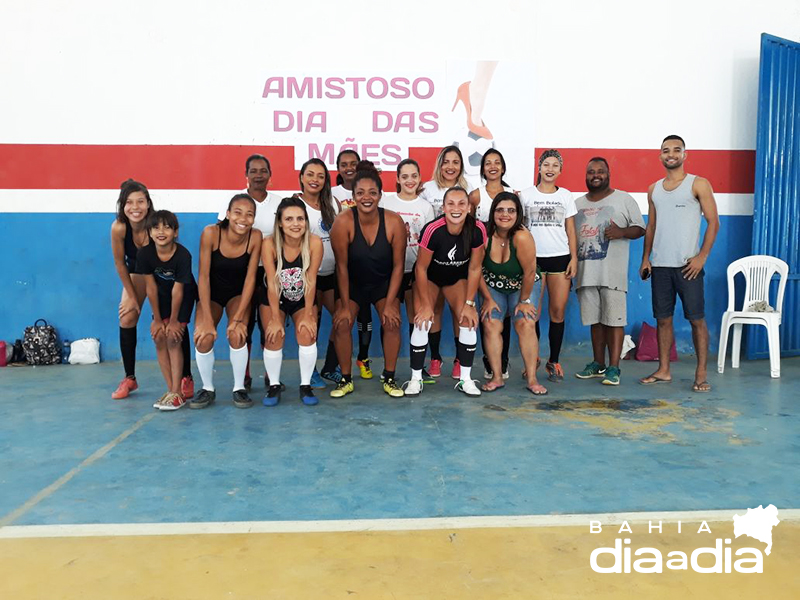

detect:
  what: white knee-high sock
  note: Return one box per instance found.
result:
[298,344,318,386]
[230,345,248,391]
[263,348,282,385]
[195,348,215,391]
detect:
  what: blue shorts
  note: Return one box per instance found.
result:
[481,279,542,321]
[651,267,705,321]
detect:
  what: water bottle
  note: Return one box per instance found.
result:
[62,339,71,364]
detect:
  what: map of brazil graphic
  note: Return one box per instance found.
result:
[734,504,781,555]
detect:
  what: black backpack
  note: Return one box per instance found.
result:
[22,319,61,365]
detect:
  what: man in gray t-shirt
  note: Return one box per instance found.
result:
[574,158,645,385]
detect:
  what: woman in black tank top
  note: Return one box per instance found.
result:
[259,198,324,407]
[110,179,154,399]
[329,170,408,398]
[192,194,262,409]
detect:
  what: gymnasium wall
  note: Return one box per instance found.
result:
[1,0,799,361]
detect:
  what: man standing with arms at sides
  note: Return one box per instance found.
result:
[639,135,720,392]
[574,158,645,385]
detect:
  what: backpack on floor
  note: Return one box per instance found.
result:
[10,339,27,364]
[22,319,61,365]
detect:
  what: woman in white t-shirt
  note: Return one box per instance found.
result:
[519,149,577,383]
[419,145,472,218]
[469,148,513,380]
[331,149,360,209]
[380,158,435,326]
[297,158,342,384]
[418,146,474,379]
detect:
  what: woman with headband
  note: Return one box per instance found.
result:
[519,149,578,383]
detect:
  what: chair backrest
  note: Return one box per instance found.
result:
[726,255,789,313]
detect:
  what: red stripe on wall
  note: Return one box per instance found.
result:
[0,144,300,190]
[0,144,754,194]
[534,148,755,194]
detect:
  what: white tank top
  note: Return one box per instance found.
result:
[475,184,512,222]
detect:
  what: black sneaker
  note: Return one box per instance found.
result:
[299,385,319,406]
[190,389,215,410]
[263,384,282,407]
[233,389,253,409]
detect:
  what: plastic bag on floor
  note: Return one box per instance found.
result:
[69,338,101,365]
[621,334,636,360]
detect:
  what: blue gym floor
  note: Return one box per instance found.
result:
[1,355,796,528]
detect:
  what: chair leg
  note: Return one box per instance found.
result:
[731,323,743,369]
[717,316,730,374]
[767,323,781,378]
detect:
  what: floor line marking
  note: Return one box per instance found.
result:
[0,413,158,529]
[2,508,798,538]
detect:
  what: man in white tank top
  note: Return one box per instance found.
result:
[639,135,720,393]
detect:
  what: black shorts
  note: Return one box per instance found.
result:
[317,273,337,293]
[256,284,308,317]
[651,267,705,321]
[337,281,390,308]
[426,263,469,288]
[537,254,571,274]
[157,283,197,324]
[399,271,414,303]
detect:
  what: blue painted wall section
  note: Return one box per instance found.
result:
[0,213,753,361]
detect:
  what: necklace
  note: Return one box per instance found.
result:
[494,234,507,248]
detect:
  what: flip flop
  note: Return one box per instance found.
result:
[639,375,672,385]
[482,382,505,392]
[692,381,711,393]
[527,383,548,395]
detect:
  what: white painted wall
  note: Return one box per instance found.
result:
[2,0,799,149]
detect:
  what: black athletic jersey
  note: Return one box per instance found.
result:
[418,216,487,286]
[136,242,197,307]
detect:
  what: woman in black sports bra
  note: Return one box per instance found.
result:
[109,179,154,400]
[258,197,323,407]
[192,194,262,409]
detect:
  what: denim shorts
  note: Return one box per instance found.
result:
[651,267,705,321]
[481,279,542,321]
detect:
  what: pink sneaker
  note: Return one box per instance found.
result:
[159,393,186,411]
[428,359,442,378]
[451,360,461,380]
[111,377,138,399]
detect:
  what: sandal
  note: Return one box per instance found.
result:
[639,374,672,385]
[527,383,548,395]
[692,381,711,393]
[482,381,505,392]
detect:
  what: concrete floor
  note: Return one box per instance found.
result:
[0,355,797,598]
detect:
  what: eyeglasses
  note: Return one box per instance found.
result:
[495,207,517,214]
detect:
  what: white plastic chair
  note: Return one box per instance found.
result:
[718,255,789,378]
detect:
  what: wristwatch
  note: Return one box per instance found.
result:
[465,300,476,307]
[519,299,532,305]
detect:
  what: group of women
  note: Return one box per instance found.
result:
[111,145,581,407]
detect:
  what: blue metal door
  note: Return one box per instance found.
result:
[749,33,800,358]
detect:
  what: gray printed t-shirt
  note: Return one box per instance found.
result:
[574,190,645,291]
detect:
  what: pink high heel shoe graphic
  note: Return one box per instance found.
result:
[452,81,493,140]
